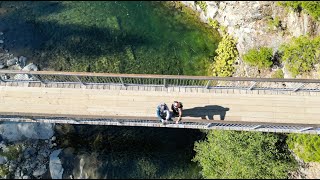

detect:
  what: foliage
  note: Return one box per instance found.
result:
[271,69,284,79]
[242,47,273,69]
[210,34,238,77]
[287,134,320,162]
[208,18,219,29]
[279,35,320,77]
[195,1,208,14]
[267,16,282,30]
[0,144,21,161]
[193,130,298,179]
[0,165,9,178]
[278,1,320,21]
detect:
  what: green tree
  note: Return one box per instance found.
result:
[193,130,298,179]
[210,34,238,77]
[287,134,320,162]
[242,47,273,69]
[279,35,320,77]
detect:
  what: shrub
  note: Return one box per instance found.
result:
[267,16,282,30]
[271,69,284,78]
[193,130,298,179]
[210,34,238,77]
[287,134,320,162]
[0,165,9,178]
[208,18,219,29]
[195,1,208,14]
[279,35,320,77]
[242,47,273,69]
[278,1,320,21]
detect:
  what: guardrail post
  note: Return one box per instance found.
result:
[298,127,313,132]
[30,74,46,84]
[163,78,167,88]
[251,125,263,130]
[0,75,6,82]
[293,83,306,92]
[248,81,257,90]
[119,77,125,86]
[74,75,86,86]
[205,80,211,89]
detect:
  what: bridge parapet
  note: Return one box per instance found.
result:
[0,113,319,134]
[0,70,320,92]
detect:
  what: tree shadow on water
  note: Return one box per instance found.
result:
[183,105,230,120]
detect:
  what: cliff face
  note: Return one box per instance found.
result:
[181,1,320,56]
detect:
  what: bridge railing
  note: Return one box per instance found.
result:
[1,70,320,92]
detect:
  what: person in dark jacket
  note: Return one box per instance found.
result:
[171,101,183,124]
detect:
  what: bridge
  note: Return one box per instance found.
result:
[0,70,320,134]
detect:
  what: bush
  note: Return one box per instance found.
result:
[287,134,320,162]
[267,16,282,30]
[210,34,238,77]
[0,165,9,178]
[242,47,273,69]
[195,1,208,14]
[271,69,284,78]
[193,130,298,179]
[279,35,320,77]
[0,144,21,161]
[278,1,320,21]
[208,18,219,29]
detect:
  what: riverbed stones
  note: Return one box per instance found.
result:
[22,63,38,71]
[49,149,63,179]
[6,57,18,66]
[32,164,47,177]
[0,155,7,164]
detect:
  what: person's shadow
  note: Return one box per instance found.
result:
[182,105,230,120]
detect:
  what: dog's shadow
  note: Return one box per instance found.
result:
[182,105,230,120]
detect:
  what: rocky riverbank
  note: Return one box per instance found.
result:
[0,122,64,179]
[181,1,320,79]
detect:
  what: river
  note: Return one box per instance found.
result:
[0,1,220,178]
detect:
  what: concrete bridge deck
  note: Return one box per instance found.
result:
[0,82,319,126]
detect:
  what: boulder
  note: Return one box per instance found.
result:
[18,56,27,68]
[0,155,7,165]
[22,63,38,71]
[32,164,47,177]
[49,149,63,179]
[0,122,54,142]
[6,57,18,66]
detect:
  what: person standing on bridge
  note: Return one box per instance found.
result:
[156,103,171,125]
[171,101,183,124]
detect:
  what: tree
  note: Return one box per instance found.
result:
[193,130,298,179]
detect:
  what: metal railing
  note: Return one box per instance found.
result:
[0,114,319,134]
[1,70,320,92]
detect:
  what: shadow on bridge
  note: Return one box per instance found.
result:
[182,105,230,120]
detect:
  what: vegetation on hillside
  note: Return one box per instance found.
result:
[242,47,274,69]
[278,1,320,21]
[193,130,298,179]
[287,134,320,162]
[279,35,320,77]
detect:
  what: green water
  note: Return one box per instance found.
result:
[1,1,221,179]
[17,1,220,75]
